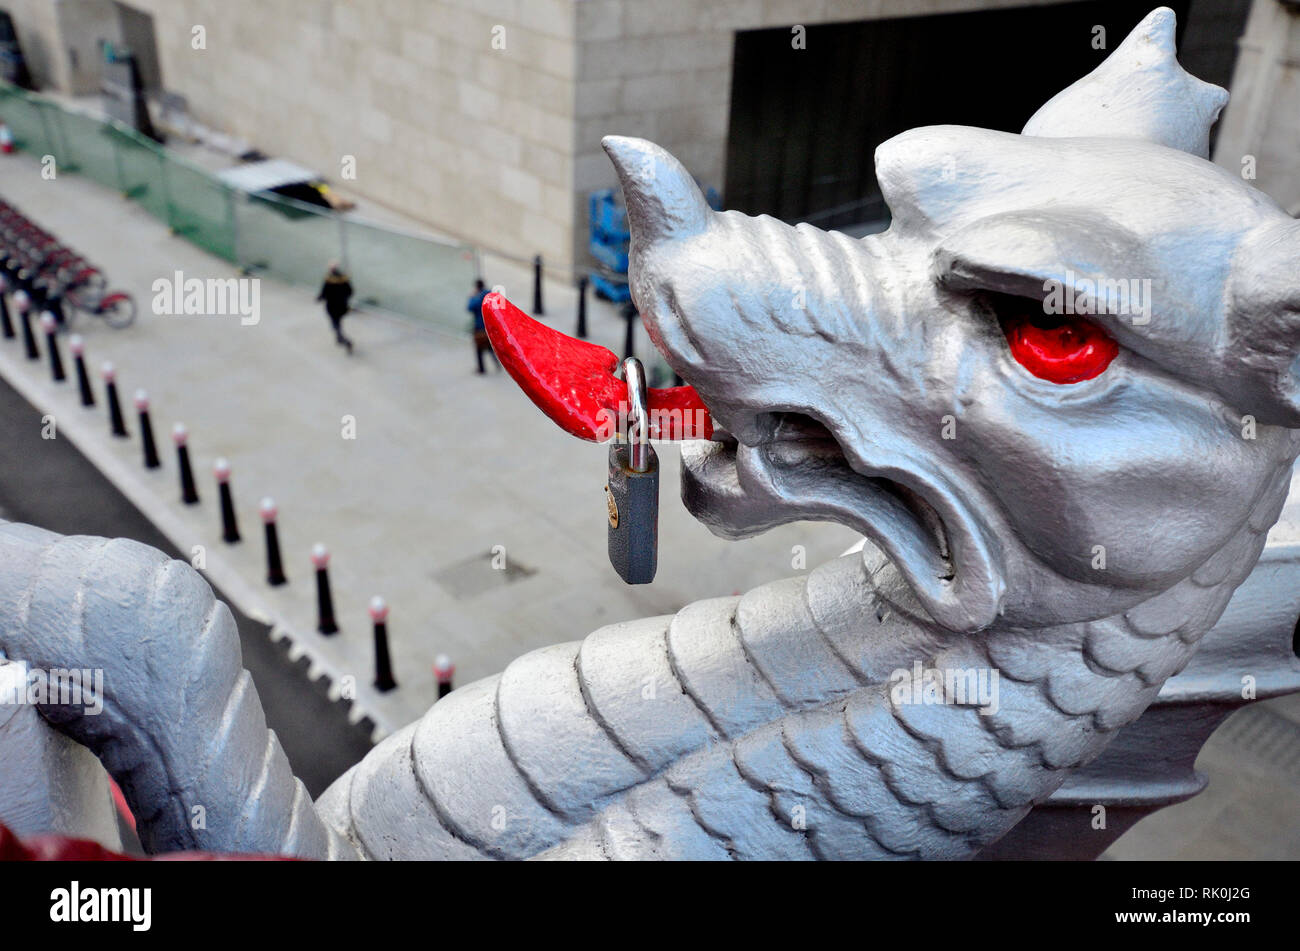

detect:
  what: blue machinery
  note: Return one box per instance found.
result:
[588,185,720,302]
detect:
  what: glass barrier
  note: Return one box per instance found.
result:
[57,109,124,191]
[233,190,343,292]
[35,99,70,161]
[0,85,54,156]
[109,125,168,222]
[0,81,480,332]
[343,216,477,333]
[164,157,237,262]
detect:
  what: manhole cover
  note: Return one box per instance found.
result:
[434,550,536,600]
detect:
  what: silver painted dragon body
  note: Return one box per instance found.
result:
[315,475,1289,859]
[1,9,1297,859]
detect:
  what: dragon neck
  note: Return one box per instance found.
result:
[769,453,1291,854]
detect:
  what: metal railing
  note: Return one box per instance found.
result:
[0,81,478,333]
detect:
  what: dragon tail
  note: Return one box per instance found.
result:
[0,520,353,859]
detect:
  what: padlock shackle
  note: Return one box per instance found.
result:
[623,357,651,472]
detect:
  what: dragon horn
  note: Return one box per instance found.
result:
[602,136,712,245]
[1022,7,1227,158]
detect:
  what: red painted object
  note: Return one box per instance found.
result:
[1005,316,1119,384]
[482,293,712,441]
[108,777,137,833]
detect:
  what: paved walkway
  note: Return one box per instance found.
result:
[1104,693,1300,860]
[0,373,373,797]
[0,150,859,738]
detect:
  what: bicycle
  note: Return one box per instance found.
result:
[0,201,135,330]
[63,276,136,329]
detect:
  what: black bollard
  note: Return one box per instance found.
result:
[369,597,397,692]
[135,390,160,469]
[102,363,128,438]
[214,458,241,543]
[44,291,66,330]
[623,305,636,361]
[16,291,39,361]
[575,274,588,339]
[39,313,65,382]
[311,544,339,635]
[532,254,544,316]
[260,498,287,586]
[70,336,95,406]
[173,423,199,504]
[0,279,13,339]
[434,653,455,699]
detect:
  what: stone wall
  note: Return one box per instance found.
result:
[1213,0,1300,215]
[3,0,1080,272]
[5,0,124,96]
[133,0,579,270]
[8,0,1281,273]
[5,0,581,270]
[4,0,64,90]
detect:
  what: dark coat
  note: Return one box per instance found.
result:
[318,274,353,319]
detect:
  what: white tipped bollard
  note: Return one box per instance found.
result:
[434,653,455,699]
[102,361,127,437]
[69,335,94,406]
[312,544,338,634]
[38,312,64,382]
[369,596,396,692]
[173,423,199,504]
[134,389,160,469]
[214,458,240,543]
[260,497,286,586]
[15,290,37,360]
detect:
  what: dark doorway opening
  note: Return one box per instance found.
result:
[113,2,162,92]
[723,0,1247,233]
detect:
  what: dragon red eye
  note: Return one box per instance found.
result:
[1004,315,1118,384]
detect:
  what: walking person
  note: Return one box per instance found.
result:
[468,279,499,374]
[317,262,354,354]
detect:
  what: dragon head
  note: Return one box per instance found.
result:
[604,7,1300,635]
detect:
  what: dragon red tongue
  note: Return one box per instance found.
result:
[482,292,712,441]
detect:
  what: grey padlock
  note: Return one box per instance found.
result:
[606,357,658,584]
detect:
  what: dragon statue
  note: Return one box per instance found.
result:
[1,8,1297,860]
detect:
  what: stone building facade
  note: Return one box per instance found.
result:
[2,0,1294,271]
[1212,0,1300,215]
